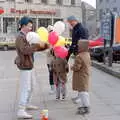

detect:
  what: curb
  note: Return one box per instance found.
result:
[92,61,120,79]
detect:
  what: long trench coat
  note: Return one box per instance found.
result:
[72,52,91,92]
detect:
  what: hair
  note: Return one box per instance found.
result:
[19,16,33,29]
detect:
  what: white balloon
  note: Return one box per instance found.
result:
[26,32,40,44]
[54,21,65,35]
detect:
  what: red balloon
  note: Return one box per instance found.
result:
[54,46,68,59]
[48,31,59,46]
[0,9,4,14]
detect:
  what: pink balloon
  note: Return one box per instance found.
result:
[54,46,68,59]
[48,31,59,46]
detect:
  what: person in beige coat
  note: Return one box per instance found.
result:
[71,40,91,114]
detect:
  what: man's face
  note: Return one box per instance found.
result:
[22,22,33,33]
[26,22,33,31]
[67,20,76,29]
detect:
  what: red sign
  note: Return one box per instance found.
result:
[10,8,56,15]
[10,8,27,14]
[30,9,56,15]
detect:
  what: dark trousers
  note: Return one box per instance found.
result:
[47,64,54,85]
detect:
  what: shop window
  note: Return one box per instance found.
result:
[38,18,52,28]
[41,0,47,4]
[56,0,63,5]
[31,18,36,31]
[3,17,17,34]
[53,19,63,24]
[71,0,75,5]
[25,0,32,3]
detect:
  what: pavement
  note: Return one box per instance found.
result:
[92,60,120,78]
[1,51,120,120]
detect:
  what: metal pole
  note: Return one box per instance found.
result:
[108,11,114,67]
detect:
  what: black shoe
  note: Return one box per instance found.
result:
[62,95,66,100]
[84,107,90,114]
[77,107,90,115]
[56,97,60,100]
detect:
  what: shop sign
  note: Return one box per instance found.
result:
[10,8,56,15]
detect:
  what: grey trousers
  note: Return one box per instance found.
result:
[55,78,66,98]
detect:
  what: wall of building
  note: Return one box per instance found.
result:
[0,0,82,37]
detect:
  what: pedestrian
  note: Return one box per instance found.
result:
[66,15,89,61]
[71,40,91,114]
[46,25,55,94]
[15,16,49,119]
[52,54,69,100]
[46,48,55,94]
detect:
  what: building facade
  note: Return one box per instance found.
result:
[81,2,96,36]
[96,0,119,21]
[0,0,82,37]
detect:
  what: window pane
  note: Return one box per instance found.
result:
[41,0,47,4]
[3,17,17,34]
[56,0,63,5]
[113,7,117,12]
[99,0,103,3]
[25,0,32,3]
[71,0,75,5]
[38,18,52,28]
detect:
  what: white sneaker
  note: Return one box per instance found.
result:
[17,109,32,119]
[26,105,38,110]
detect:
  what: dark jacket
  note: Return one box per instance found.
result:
[70,23,89,55]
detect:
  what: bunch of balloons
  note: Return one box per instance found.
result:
[26,21,68,58]
[36,21,68,59]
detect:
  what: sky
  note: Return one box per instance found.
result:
[81,0,96,8]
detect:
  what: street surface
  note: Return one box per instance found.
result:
[0,51,120,120]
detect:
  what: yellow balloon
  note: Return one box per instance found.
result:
[55,36,66,46]
[36,27,48,43]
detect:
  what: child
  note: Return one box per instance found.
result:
[52,55,69,100]
[46,48,55,94]
[71,40,91,114]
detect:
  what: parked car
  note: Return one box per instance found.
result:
[0,34,16,51]
[90,44,120,62]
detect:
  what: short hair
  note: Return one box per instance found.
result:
[19,16,33,28]
[67,15,78,21]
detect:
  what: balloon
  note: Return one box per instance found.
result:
[55,36,66,47]
[54,21,65,35]
[26,32,40,44]
[37,27,48,43]
[48,31,59,46]
[54,46,68,59]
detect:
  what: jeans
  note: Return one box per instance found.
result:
[18,70,35,107]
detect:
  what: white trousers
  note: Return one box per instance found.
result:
[18,69,36,107]
[78,92,90,107]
